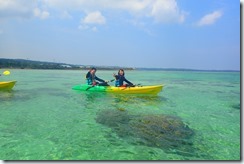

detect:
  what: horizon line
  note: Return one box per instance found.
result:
[0,58,240,72]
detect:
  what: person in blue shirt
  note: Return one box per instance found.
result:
[86,67,108,86]
[113,69,134,87]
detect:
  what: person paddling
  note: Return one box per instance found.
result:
[86,67,108,86]
[113,69,134,87]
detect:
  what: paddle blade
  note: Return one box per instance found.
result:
[3,70,10,75]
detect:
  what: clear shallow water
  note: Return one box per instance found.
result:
[0,69,240,160]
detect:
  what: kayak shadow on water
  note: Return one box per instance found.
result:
[109,94,168,105]
[77,91,168,110]
[0,89,33,102]
[0,89,16,100]
[107,94,169,112]
[79,92,110,110]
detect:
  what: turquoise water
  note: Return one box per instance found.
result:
[0,69,240,160]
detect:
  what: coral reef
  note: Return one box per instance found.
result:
[96,109,195,156]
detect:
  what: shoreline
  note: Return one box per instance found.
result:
[0,58,240,72]
[0,68,240,73]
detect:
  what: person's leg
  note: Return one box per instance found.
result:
[98,82,109,86]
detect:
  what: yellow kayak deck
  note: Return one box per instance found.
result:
[106,85,163,94]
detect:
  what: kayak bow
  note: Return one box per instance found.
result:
[0,81,17,90]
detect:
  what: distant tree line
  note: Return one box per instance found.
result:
[0,58,134,70]
[0,59,75,69]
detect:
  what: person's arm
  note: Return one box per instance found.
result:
[86,72,91,78]
[123,77,133,86]
[113,73,119,80]
[114,75,119,80]
[95,76,105,83]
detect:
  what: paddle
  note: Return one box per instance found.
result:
[86,79,115,91]
[0,70,10,76]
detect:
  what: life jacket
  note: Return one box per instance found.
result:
[115,75,123,87]
[115,79,120,87]
[87,73,96,85]
[87,78,92,85]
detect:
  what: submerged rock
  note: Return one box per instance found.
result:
[96,109,196,156]
[130,115,194,148]
[96,109,130,128]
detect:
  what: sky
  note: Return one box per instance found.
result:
[0,0,241,70]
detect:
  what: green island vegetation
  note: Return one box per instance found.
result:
[0,58,134,70]
[0,58,239,72]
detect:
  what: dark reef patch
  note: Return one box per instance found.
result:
[96,109,199,157]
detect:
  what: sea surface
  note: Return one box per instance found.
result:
[0,69,240,160]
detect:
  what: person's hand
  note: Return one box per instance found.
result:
[92,82,96,86]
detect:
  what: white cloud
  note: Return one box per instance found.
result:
[197,10,223,26]
[0,0,35,19]
[82,11,106,24]
[0,0,186,25]
[107,0,149,13]
[79,11,105,32]
[41,0,185,24]
[150,0,185,23]
[33,8,50,20]
[0,0,50,20]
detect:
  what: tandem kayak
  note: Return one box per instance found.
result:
[72,84,163,94]
[0,81,17,90]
